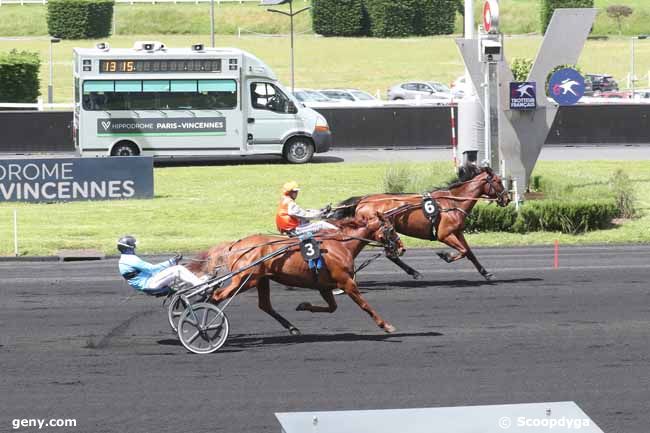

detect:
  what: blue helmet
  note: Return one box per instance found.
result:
[117,235,137,253]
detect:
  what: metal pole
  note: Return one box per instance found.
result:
[48,39,53,104]
[488,62,499,168]
[464,0,474,97]
[631,37,635,95]
[289,1,295,93]
[210,0,215,48]
[483,65,490,164]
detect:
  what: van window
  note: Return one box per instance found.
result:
[251,82,291,113]
[82,79,237,111]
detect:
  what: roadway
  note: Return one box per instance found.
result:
[1,245,649,432]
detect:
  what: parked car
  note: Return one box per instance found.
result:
[318,88,379,103]
[585,74,618,93]
[633,89,650,99]
[451,76,468,97]
[292,89,334,104]
[599,91,632,99]
[388,81,453,101]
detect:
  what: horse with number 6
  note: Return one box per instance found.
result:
[329,164,511,280]
[186,213,406,334]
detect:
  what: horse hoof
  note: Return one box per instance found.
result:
[296,302,311,311]
[436,252,450,263]
[383,324,396,333]
[289,327,301,336]
[483,272,494,281]
[412,271,423,280]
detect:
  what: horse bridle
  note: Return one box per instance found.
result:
[485,174,509,207]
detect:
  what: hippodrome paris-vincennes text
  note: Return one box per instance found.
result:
[0,162,135,200]
[106,121,224,130]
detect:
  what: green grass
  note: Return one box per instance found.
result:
[3,34,650,104]
[0,160,649,256]
[0,0,648,37]
[0,3,313,37]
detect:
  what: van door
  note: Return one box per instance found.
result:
[246,81,300,151]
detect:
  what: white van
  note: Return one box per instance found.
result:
[72,42,331,163]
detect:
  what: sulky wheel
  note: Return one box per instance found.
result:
[177,302,229,354]
[168,291,209,332]
[167,293,189,332]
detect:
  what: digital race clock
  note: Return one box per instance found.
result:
[99,59,222,74]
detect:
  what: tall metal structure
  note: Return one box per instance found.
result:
[456,3,597,199]
[261,0,311,93]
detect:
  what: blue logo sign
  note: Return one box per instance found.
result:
[510,82,537,110]
[548,68,585,105]
[0,157,154,203]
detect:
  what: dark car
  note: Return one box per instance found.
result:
[585,74,619,93]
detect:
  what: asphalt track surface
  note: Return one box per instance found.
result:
[1,245,649,433]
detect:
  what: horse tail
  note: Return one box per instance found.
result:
[330,196,363,220]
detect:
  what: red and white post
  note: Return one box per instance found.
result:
[450,99,458,171]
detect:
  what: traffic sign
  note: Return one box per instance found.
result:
[548,68,585,105]
[483,0,499,34]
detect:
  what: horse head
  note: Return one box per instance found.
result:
[478,167,511,207]
[369,213,405,258]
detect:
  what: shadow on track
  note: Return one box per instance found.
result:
[158,331,442,351]
[358,277,543,290]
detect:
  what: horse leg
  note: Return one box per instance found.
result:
[296,286,338,313]
[339,276,395,333]
[435,232,468,263]
[387,255,422,280]
[257,279,301,336]
[437,233,493,280]
[456,232,494,280]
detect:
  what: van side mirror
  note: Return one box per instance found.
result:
[287,100,298,114]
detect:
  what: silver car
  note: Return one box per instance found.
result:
[292,88,333,104]
[388,81,453,101]
[319,89,378,103]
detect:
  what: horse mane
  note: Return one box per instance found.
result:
[432,164,490,191]
[330,196,364,220]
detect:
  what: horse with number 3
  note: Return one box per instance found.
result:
[329,165,511,280]
[186,214,407,334]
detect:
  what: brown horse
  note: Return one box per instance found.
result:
[186,214,405,335]
[330,165,511,280]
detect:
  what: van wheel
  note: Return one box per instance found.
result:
[111,141,139,156]
[283,137,314,164]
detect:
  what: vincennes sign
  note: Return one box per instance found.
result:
[0,157,154,203]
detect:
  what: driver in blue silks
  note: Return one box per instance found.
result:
[117,235,204,296]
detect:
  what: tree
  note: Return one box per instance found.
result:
[511,58,533,81]
[606,5,633,35]
[540,0,594,34]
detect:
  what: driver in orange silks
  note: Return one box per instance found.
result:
[275,181,337,236]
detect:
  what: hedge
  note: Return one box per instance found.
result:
[311,0,369,37]
[415,0,457,36]
[465,199,617,234]
[317,0,457,38]
[47,0,114,40]
[540,0,594,34]
[0,50,40,104]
